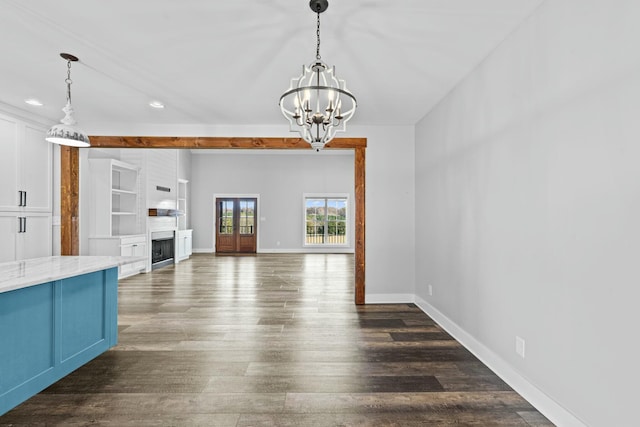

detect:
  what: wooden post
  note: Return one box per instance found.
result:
[60,146,79,255]
[354,146,366,304]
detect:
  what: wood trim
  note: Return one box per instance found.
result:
[88,136,367,150]
[60,146,79,255]
[354,147,366,305]
[62,136,367,304]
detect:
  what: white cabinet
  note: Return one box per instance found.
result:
[88,158,147,278]
[0,112,52,262]
[89,159,141,237]
[176,229,192,262]
[89,235,146,279]
[0,214,17,262]
[0,213,52,262]
[0,114,52,212]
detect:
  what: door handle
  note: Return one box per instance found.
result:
[18,191,24,207]
[23,191,27,207]
[17,217,26,233]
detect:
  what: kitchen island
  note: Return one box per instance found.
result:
[0,256,143,416]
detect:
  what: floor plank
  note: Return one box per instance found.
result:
[0,253,554,426]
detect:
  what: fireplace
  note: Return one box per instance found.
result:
[151,230,174,270]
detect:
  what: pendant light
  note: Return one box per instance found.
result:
[45,53,91,147]
[279,0,357,151]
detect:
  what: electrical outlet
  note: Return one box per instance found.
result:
[428,285,433,296]
[516,336,526,358]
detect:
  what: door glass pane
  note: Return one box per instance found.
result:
[239,200,255,235]
[219,200,233,234]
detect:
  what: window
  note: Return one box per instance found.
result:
[305,196,348,245]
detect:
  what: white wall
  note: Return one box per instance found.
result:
[362,125,416,301]
[190,151,355,253]
[414,1,640,425]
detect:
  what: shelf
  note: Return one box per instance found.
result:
[148,208,181,217]
[90,158,141,239]
[112,188,137,195]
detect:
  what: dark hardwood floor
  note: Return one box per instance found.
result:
[1,254,553,426]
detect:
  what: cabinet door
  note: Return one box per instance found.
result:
[121,242,146,257]
[0,116,19,211]
[0,214,18,262]
[132,242,146,257]
[186,233,192,256]
[18,215,52,260]
[177,235,186,259]
[119,241,146,278]
[120,243,135,257]
[20,125,52,212]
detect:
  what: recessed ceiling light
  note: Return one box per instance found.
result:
[149,101,165,109]
[25,98,44,107]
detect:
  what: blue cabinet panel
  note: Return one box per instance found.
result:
[0,283,55,394]
[60,271,106,361]
[0,267,118,416]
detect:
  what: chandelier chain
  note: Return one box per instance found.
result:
[316,12,321,60]
[65,60,73,103]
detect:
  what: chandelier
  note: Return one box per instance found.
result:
[279,0,357,151]
[45,53,91,147]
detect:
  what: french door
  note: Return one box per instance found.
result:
[215,198,257,253]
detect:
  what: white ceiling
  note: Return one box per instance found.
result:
[0,0,544,130]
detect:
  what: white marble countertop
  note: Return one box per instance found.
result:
[0,256,147,294]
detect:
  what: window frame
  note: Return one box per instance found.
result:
[303,193,349,247]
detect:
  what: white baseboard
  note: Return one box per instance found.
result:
[192,248,355,254]
[259,248,355,254]
[413,295,586,427]
[365,293,415,304]
[192,248,213,253]
[258,248,303,254]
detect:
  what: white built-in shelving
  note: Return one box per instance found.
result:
[177,178,188,231]
[90,159,141,236]
[88,158,146,278]
[176,178,192,261]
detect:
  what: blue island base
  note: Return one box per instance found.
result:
[0,267,118,416]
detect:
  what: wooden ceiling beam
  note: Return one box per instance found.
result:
[88,136,366,150]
